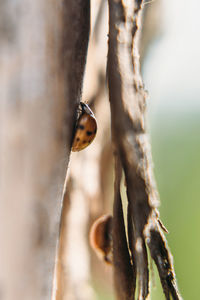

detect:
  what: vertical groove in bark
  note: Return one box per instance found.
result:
[107,0,182,299]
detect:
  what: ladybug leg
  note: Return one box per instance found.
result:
[76,103,83,119]
[77,106,82,114]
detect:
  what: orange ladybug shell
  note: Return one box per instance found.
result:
[89,214,113,265]
[72,102,97,152]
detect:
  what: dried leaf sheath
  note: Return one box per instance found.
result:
[112,156,135,300]
[107,0,182,299]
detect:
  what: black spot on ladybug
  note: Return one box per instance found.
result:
[83,140,87,144]
[78,124,85,130]
[86,131,93,136]
[76,137,80,142]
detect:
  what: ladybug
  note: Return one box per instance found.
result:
[89,214,113,265]
[72,102,97,152]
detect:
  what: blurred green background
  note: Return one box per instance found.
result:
[144,0,200,296]
[150,112,200,299]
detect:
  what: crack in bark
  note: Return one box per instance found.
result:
[113,156,135,300]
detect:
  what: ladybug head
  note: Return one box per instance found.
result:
[80,102,95,117]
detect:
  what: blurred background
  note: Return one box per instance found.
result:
[143,0,200,299]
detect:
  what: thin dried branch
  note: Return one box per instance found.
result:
[107,0,182,299]
[145,220,181,300]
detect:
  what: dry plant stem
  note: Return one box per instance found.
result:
[146,224,181,300]
[113,156,135,300]
[107,0,182,299]
[61,0,91,130]
[53,1,91,299]
[108,0,150,298]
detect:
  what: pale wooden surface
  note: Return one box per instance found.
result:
[0,1,89,300]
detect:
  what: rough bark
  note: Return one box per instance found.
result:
[0,1,89,300]
[107,0,182,299]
